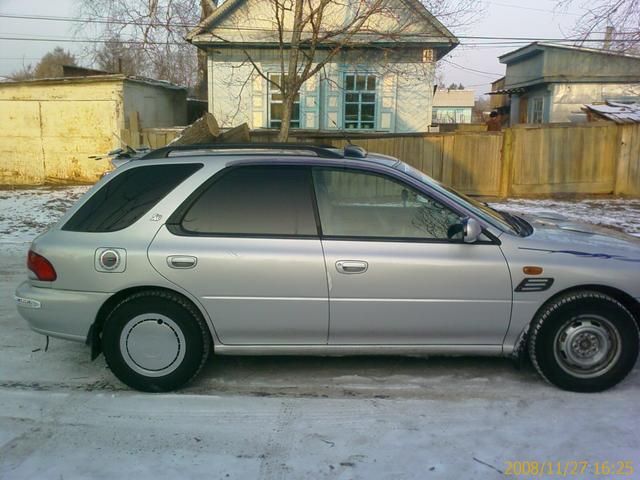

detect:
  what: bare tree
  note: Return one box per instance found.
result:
[473,95,491,121]
[95,36,145,75]
[253,0,392,141]
[76,0,216,92]
[422,0,483,32]
[9,63,35,81]
[11,47,77,80]
[34,47,78,78]
[557,0,640,52]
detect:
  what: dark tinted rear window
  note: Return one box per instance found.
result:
[63,163,202,232]
[180,166,317,236]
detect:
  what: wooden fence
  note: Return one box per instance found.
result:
[123,122,640,198]
[507,124,620,196]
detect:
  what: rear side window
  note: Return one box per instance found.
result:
[63,163,202,232]
[179,166,317,236]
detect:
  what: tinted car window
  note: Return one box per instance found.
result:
[180,166,317,236]
[312,168,463,239]
[63,163,202,232]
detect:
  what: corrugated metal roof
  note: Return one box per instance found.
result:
[487,87,526,95]
[0,74,186,90]
[500,42,640,64]
[583,101,640,123]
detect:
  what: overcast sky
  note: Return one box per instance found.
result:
[0,0,592,97]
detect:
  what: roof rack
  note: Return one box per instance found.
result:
[140,143,348,160]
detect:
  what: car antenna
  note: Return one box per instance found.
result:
[330,118,353,145]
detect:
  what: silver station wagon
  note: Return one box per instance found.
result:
[15,144,640,392]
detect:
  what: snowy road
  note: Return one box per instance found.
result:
[1,187,639,479]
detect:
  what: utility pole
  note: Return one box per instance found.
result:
[603,26,614,50]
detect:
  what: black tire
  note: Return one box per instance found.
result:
[102,290,211,392]
[528,291,639,392]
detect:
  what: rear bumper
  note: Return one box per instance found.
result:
[15,281,110,342]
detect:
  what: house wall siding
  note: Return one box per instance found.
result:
[208,50,435,132]
[544,49,640,80]
[123,81,187,128]
[550,83,640,123]
[504,53,544,88]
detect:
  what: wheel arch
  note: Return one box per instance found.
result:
[512,284,640,359]
[87,285,217,360]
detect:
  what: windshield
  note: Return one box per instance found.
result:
[396,162,519,234]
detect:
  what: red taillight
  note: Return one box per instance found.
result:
[27,250,57,281]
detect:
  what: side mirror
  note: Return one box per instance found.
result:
[463,218,482,243]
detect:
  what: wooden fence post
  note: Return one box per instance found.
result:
[129,111,141,148]
[500,128,514,198]
[615,124,631,196]
[441,134,455,186]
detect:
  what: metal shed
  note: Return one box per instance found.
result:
[0,75,187,185]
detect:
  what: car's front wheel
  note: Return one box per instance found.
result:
[528,291,639,392]
[102,290,211,392]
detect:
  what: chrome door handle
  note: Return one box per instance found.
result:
[167,255,197,269]
[336,260,368,274]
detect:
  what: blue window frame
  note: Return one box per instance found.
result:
[344,74,376,129]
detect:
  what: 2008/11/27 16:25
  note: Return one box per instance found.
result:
[504,460,634,476]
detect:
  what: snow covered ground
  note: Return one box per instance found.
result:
[1,187,639,479]
[491,198,640,237]
[0,186,89,244]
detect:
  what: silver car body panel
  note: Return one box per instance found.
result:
[500,215,640,353]
[321,239,512,345]
[148,230,330,344]
[15,151,640,359]
[15,280,109,341]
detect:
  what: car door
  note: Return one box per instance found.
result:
[312,166,512,345]
[148,164,329,345]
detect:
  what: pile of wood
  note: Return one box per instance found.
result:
[169,113,250,145]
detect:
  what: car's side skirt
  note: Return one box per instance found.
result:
[214,345,504,357]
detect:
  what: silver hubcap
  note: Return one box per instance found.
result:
[120,314,186,377]
[554,315,621,378]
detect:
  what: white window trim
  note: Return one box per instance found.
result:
[529,96,544,124]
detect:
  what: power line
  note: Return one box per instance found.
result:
[0,13,637,42]
[0,12,198,29]
[441,59,503,78]
[0,35,185,46]
[0,33,635,48]
[482,0,581,17]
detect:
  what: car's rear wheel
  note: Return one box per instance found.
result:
[102,290,211,392]
[528,291,639,392]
